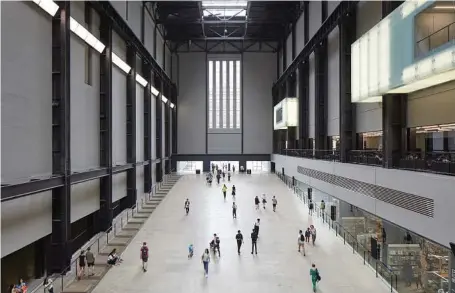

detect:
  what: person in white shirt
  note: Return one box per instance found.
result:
[272,196,278,212]
[201,249,210,277]
[298,230,306,256]
[310,225,317,245]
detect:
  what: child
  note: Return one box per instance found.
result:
[188,244,194,259]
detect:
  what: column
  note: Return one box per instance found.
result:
[143,63,152,194]
[126,46,137,208]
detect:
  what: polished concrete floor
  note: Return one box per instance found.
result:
[92,173,392,293]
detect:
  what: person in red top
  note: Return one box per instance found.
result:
[140,242,149,272]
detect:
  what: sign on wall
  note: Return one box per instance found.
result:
[273,98,298,130]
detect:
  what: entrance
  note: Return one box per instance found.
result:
[210,161,239,172]
[246,161,271,173]
[177,161,203,174]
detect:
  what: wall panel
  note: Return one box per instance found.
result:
[295,13,306,54]
[136,85,145,162]
[165,47,172,77]
[278,48,283,75]
[207,133,242,154]
[151,95,157,160]
[243,53,275,154]
[112,173,127,202]
[177,53,206,154]
[156,35,164,68]
[112,67,127,164]
[136,165,144,198]
[110,0,127,20]
[1,1,52,182]
[309,1,321,39]
[356,1,382,38]
[327,27,340,136]
[1,191,52,257]
[356,103,383,133]
[327,1,340,16]
[71,180,100,223]
[286,34,292,68]
[144,11,155,57]
[309,53,315,138]
[126,1,142,40]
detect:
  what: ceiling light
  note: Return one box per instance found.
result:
[161,95,168,103]
[69,17,105,53]
[33,0,59,16]
[111,53,131,74]
[202,1,248,7]
[170,103,175,109]
[433,6,455,9]
[151,86,160,97]
[136,74,148,87]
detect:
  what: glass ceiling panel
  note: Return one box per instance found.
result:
[203,8,246,18]
[202,1,248,7]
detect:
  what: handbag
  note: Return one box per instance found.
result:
[316,269,321,281]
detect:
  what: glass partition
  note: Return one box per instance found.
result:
[177,161,203,174]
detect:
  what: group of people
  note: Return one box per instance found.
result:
[77,247,96,280]
[7,279,28,293]
[297,225,317,256]
[254,194,278,212]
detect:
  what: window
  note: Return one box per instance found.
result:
[236,61,241,129]
[208,58,241,129]
[208,61,213,129]
[229,61,234,129]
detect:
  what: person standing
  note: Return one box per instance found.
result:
[228,172,231,182]
[262,194,267,210]
[309,263,321,292]
[140,242,149,272]
[272,196,277,212]
[305,228,311,243]
[251,229,258,254]
[44,278,53,293]
[78,250,86,280]
[254,196,260,210]
[222,184,227,200]
[85,247,95,276]
[254,219,260,237]
[235,230,243,255]
[232,185,236,200]
[216,173,221,184]
[201,248,210,278]
[233,165,236,173]
[320,200,325,216]
[298,230,306,256]
[232,202,237,219]
[309,200,314,215]
[310,225,317,245]
[184,199,190,215]
[222,171,226,181]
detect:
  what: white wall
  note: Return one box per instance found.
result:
[272,154,455,247]
[243,53,275,154]
[126,1,142,40]
[144,8,155,57]
[1,1,52,183]
[355,1,383,133]
[327,27,340,136]
[407,81,455,128]
[70,2,101,172]
[207,134,242,154]
[136,166,144,198]
[309,53,315,138]
[71,180,100,223]
[156,35,164,68]
[177,53,207,154]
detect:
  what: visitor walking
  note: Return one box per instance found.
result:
[235,230,243,255]
[77,250,86,280]
[184,199,190,215]
[310,263,321,292]
[216,173,221,184]
[140,242,149,272]
[262,193,267,209]
[305,228,311,243]
[228,172,231,182]
[272,196,277,212]
[309,200,314,215]
[201,249,210,277]
[254,219,260,237]
[320,200,325,216]
[251,229,258,254]
[232,185,236,200]
[232,202,237,219]
[254,196,260,210]
[310,225,317,245]
[298,230,306,256]
[86,247,95,276]
[222,184,227,200]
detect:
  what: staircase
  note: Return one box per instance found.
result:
[59,174,182,293]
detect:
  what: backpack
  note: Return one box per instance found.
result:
[316,269,321,281]
[141,246,149,258]
[300,234,305,242]
[215,237,220,244]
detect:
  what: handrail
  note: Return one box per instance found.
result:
[415,21,455,56]
[30,170,179,293]
[416,21,455,45]
[276,173,398,292]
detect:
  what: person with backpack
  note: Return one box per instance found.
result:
[232,202,237,219]
[210,234,221,257]
[184,199,190,215]
[272,196,277,212]
[228,172,231,182]
[310,263,321,292]
[254,196,260,210]
[305,228,311,243]
[251,229,258,255]
[320,200,325,216]
[140,242,149,272]
[235,230,243,255]
[298,230,306,256]
[85,247,95,276]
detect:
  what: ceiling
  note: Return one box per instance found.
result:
[154,1,302,42]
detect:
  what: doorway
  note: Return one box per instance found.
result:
[210,161,239,172]
[177,161,203,174]
[246,161,271,173]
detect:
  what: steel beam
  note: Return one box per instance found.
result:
[99,16,113,232]
[273,1,358,90]
[126,46,137,208]
[1,177,64,202]
[112,163,134,174]
[170,37,277,41]
[50,1,71,274]
[339,9,357,162]
[71,168,109,184]
[143,64,152,194]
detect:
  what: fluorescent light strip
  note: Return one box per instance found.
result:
[111,53,131,74]
[33,0,59,16]
[161,95,168,103]
[151,86,160,97]
[202,1,248,7]
[69,17,105,53]
[170,103,175,109]
[136,74,148,87]
[433,6,455,9]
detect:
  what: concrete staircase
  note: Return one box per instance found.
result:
[59,174,181,293]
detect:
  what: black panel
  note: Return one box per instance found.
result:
[298,61,309,149]
[50,2,71,273]
[126,47,137,207]
[99,15,113,232]
[314,41,328,150]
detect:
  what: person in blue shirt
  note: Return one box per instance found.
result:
[188,244,194,259]
[310,263,321,292]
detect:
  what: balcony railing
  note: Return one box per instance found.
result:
[415,21,455,58]
[347,150,383,167]
[399,151,455,175]
[278,149,341,162]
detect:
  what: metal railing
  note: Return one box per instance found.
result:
[399,151,455,176]
[347,150,383,166]
[30,170,178,293]
[276,173,398,293]
[277,149,341,162]
[415,21,455,58]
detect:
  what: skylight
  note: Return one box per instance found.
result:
[202,1,247,8]
[203,9,246,18]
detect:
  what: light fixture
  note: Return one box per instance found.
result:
[151,86,160,97]
[111,53,131,74]
[69,17,105,53]
[161,95,168,103]
[33,0,59,16]
[433,6,455,9]
[203,9,247,18]
[170,103,175,109]
[136,74,148,87]
[202,1,248,7]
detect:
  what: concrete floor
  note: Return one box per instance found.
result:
[92,174,392,293]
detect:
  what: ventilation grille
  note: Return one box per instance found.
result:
[297,166,434,218]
